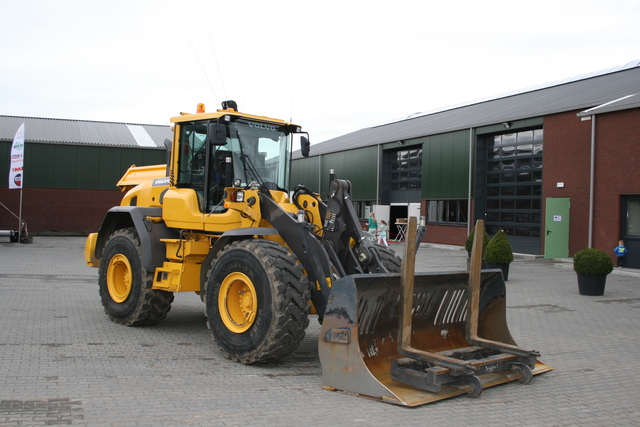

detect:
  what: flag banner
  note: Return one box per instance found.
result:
[9,123,25,189]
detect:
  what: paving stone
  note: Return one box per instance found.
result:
[1,237,639,426]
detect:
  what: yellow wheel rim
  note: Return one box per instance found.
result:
[218,272,258,333]
[107,254,132,303]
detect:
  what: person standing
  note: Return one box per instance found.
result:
[368,212,378,241]
[614,240,628,268]
[378,220,389,247]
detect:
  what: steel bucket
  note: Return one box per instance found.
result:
[319,219,551,406]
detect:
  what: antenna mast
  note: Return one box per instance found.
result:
[189,38,219,105]
[209,35,227,101]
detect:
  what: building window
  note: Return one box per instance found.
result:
[352,201,375,220]
[390,148,422,191]
[427,200,468,225]
[485,128,543,236]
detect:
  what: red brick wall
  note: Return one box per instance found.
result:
[542,111,593,254]
[543,108,640,255]
[423,224,468,246]
[591,109,640,250]
[422,199,471,246]
[0,187,123,234]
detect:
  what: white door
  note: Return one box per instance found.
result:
[373,205,390,225]
[408,203,421,222]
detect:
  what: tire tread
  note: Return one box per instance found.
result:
[99,228,174,326]
[206,239,310,364]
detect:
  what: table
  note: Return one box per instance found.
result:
[395,222,408,241]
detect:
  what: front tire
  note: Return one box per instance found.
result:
[205,239,310,364]
[98,228,173,325]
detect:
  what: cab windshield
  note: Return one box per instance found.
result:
[176,118,292,212]
[228,119,291,188]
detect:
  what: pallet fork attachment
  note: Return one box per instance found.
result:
[319,218,551,406]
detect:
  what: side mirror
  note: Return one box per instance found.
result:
[293,133,311,157]
[207,123,227,145]
[300,135,310,157]
[291,132,311,156]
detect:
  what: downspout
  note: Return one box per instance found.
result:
[376,144,380,204]
[588,116,596,248]
[318,154,322,194]
[467,127,474,234]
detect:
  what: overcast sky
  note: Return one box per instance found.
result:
[1,0,639,143]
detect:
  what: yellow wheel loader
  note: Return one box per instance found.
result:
[85,101,550,406]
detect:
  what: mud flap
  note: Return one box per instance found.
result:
[319,219,551,406]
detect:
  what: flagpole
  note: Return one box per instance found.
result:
[18,188,23,242]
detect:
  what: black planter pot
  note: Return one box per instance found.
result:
[485,262,510,281]
[577,273,607,296]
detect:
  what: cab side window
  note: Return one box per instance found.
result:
[177,122,207,188]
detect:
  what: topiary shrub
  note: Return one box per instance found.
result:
[573,248,614,276]
[483,229,514,264]
[465,228,491,257]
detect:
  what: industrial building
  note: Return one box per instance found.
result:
[0,117,169,234]
[1,61,639,268]
[291,61,640,267]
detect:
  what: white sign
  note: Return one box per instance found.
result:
[553,215,562,222]
[8,123,25,189]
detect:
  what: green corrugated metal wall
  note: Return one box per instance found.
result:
[422,130,470,199]
[0,142,166,190]
[292,130,474,202]
[291,146,379,201]
[290,156,320,192]
[321,147,378,200]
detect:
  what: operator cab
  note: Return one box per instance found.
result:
[174,102,309,213]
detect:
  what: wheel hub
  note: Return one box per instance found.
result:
[219,272,258,333]
[107,254,132,303]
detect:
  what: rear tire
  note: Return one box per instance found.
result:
[205,239,310,364]
[98,228,173,325]
[373,244,402,273]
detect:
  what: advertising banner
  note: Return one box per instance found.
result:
[9,123,25,189]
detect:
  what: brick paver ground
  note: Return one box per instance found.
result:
[1,237,639,426]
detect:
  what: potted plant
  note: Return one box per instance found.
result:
[465,228,490,269]
[483,229,514,281]
[573,248,614,296]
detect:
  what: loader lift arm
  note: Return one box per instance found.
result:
[259,193,333,319]
[322,179,393,275]
[260,178,397,320]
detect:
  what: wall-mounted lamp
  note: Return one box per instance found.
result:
[502,122,510,129]
[397,141,404,146]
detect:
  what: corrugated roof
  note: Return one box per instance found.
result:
[298,61,640,158]
[382,59,640,125]
[0,115,171,149]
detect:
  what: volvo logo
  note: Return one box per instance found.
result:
[248,122,277,131]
